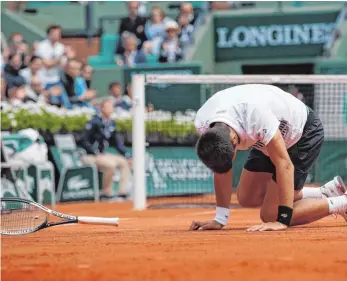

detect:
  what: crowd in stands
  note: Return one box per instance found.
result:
[115,2,197,65]
[1,1,200,110]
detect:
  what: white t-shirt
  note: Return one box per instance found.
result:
[35,39,65,84]
[194,84,308,155]
[19,68,47,87]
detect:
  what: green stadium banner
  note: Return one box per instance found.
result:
[144,147,250,196]
[123,64,202,112]
[145,147,213,196]
[56,166,99,202]
[214,10,338,61]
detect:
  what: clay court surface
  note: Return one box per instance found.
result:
[2,196,347,281]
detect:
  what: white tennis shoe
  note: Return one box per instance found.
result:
[337,192,347,222]
[320,176,347,222]
[320,176,346,198]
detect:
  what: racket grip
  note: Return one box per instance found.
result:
[78,216,119,226]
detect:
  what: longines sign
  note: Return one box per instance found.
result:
[217,23,335,48]
[214,11,338,60]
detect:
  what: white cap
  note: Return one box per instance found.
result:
[165,21,179,31]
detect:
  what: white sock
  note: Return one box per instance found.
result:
[327,195,347,214]
[302,187,323,199]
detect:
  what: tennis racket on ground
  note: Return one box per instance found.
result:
[0,197,119,235]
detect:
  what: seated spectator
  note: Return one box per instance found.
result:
[35,25,66,88]
[4,54,24,96]
[80,98,132,200]
[81,64,94,89]
[178,2,196,25]
[178,13,194,46]
[7,77,28,105]
[159,21,184,63]
[115,32,147,67]
[56,59,95,108]
[25,76,58,104]
[19,56,46,86]
[143,6,171,55]
[115,1,147,54]
[9,33,29,69]
[109,81,132,111]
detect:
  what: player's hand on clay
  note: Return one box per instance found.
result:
[246,221,288,232]
[189,220,224,231]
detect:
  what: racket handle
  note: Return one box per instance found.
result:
[78,216,119,226]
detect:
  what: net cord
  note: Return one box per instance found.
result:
[146,75,347,84]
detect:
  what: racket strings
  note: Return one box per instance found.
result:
[1,201,47,234]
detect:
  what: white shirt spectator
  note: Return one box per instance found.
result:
[19,67,47,87]
[35,39,65,84]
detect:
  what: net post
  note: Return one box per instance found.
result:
[132,74,146,210]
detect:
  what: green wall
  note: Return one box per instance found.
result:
[1,10,45,44]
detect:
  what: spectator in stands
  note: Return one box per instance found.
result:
[4,54,24,95]
[115,32,147,67]
[9,33,29,69]
[57,59,95,108]
[159,21,184,63]
[19,56,46,86]
[178,13,194,46]
[25,76,57,104]
[9,33,24,54]
[81,64,94,89]
[109,81,132,111]
[178,2,195,25]
[35,25,66,88]
[143,6,171,55]
[115,1,147,54]
[80,98,132,201]
[7,77,27,105]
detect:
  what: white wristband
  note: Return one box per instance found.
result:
[214,207,230,226]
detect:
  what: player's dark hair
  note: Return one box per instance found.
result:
[196,124,234,174]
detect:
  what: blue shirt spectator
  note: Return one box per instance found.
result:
[143,6,171,55]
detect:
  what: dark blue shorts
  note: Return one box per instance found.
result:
[244,107,324,190]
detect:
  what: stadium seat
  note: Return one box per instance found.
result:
[51,134,99,203]
[147,54,159,65]
[88,33,119,67]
